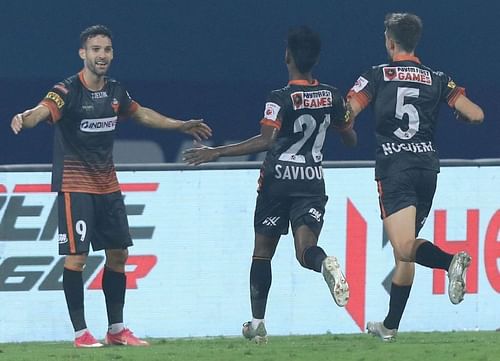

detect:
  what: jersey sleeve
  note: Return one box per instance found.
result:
[39,81,72,123]
[437,72,466,108]
[259,91,283,130]
[117,85,139,117]
[346,67,377,111]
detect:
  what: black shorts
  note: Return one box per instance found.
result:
[57,191,133,255]
[377,168,437,236]
[254,193,328,238]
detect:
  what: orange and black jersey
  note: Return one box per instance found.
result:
[40,71,139,194]
[347,55,465,180]
[258,79,348,197]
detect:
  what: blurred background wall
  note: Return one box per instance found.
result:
[1,0,498,164]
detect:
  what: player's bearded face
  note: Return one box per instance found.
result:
[82,35,113,76]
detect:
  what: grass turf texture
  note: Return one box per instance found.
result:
[0,331,498,361]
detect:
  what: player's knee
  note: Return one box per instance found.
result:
[64,255,87,271]
[105,249,128,270]
[393,241,416,262]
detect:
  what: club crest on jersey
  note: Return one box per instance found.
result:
[290,90,332,110]
[111,98,120,114]
[383,66,432,85]
[80,116,117,132]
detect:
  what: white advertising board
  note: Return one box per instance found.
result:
[0,166,498,342]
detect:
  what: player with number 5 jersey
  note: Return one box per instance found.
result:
[346,13,484,342]
[184,26,356,343]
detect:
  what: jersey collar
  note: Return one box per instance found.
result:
[288,79,319,86]
[392,54,421,64]
[78,70,107,91]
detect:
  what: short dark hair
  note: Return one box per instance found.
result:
[80,25,113,48]
[384,13,422,52]
[287,26,321,73]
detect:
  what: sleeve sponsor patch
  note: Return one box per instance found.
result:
[45,91,65,109]
[263,102,280,121]
[351,76,369,93]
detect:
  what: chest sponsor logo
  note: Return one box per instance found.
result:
[80,116,117,132]
[45,92,65,109]
[291,90,332,110]
[383,66,432,85]
[264,102,280,121]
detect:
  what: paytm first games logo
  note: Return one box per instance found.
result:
[0,183,158,293]
[1,185,498,331]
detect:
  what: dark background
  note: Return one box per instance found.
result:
[1,0,498,164]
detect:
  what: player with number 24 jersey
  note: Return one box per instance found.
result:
[259,80,348,197]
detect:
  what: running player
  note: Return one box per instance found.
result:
[10,25,212,347]
[183,26,355,343]
[346,13,484,341]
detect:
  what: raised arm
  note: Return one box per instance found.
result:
[11,105,51,134]
[183,124,278,165]
[130,105,212,141]
[453,94,484,124]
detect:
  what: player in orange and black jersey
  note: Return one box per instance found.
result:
[10,25,212,348]
[257,80,347,198]
[346,13,484,341]
[184,26,356,343]
[42,71,136,194]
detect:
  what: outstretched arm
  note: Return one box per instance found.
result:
[453,94,484,124]
[339,97,365,147]
[183,124,278,165]
[131,105,212,141]
[11,105,51,134]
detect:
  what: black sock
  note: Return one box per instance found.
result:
[102,266,126,325]
[415,241,453,270]
[383,283,412,330]
[63,268,87,332]
[302,246,327,272]
[250,258,271,319]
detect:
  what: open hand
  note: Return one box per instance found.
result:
[180,119,212,142]
[183,145,220,165]
[10,110,31,134]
